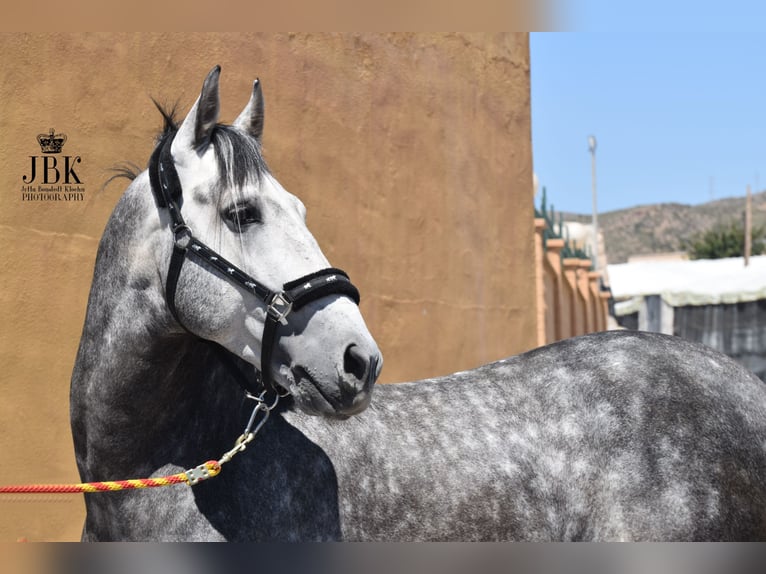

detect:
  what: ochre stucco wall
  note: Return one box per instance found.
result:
[0,32,535,541]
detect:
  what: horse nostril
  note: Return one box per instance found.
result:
[343,344,368,381]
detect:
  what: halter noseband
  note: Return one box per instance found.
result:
[148,134,360,395]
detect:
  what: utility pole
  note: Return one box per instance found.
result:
[745,184,752,267]
[588,135,598,270]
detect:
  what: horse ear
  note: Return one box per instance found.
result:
[174,65,221,153]
[233,79,264,143]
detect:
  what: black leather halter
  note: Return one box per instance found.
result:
[147,134,360,395]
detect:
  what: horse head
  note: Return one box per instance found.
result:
[149,66,381,417]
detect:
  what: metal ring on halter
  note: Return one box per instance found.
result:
[173,224,194,249]
[275,384,291,398]
[245,389,280,411]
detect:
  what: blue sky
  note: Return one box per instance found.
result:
[530,29,766,214]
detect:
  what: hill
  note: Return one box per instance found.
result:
[562,190,766,264]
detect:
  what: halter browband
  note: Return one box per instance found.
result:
[148,134,360,395]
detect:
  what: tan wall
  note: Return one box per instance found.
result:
[0,33,535,541]
[534,219,610,346]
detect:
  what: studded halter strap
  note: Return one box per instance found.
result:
[147,134,360,395]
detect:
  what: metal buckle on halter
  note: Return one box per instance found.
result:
[267,292,293,325]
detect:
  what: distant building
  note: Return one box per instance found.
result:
[609,256,766,379]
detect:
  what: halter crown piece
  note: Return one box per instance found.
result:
[148,133,360,396]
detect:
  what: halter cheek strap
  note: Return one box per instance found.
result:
[148,136,361,395]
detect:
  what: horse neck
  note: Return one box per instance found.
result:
[71,180,244,478]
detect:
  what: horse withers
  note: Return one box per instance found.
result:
[70,66,766,541]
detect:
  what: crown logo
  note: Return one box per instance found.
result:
[37,128,67,154]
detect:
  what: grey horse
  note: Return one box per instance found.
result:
[70,67,766,541]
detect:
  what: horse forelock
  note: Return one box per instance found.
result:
[210,125,269,189]
[151,102,269,200]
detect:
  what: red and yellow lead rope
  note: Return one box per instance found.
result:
[0,460,221,494]
[1,388,276,496]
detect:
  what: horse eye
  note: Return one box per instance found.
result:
[224,203,261,228]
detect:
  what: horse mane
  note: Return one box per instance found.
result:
[103,100,269,191]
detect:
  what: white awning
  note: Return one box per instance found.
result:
[607,256,766,307]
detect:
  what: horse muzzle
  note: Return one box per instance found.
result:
[281,347,382,418]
